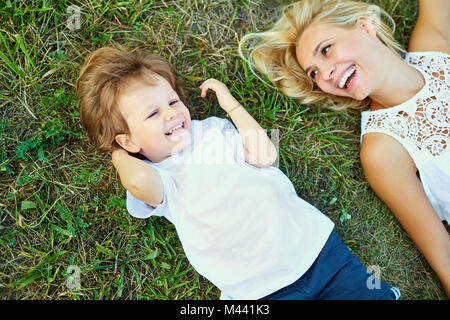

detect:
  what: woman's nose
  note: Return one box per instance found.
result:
[321,64,336,81]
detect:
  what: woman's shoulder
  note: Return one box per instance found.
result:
[404,51,449,69]
[360,133,414,172]
[405,50,449,58]
[404,51,449,95]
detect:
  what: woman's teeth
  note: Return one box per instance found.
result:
[338,65,356,89]
[166,123,183,135]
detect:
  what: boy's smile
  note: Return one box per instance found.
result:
[116,75,192,162]
[165,120,188,137]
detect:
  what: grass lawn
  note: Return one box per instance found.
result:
[0,0,446,299]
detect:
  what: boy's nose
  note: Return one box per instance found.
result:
[164,107,177,120]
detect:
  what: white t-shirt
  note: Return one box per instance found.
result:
[127,117,334,299]
[361,51,449,223]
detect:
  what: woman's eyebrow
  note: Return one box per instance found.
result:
[313,38,331,57]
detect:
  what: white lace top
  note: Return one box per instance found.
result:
[361,51,449,223]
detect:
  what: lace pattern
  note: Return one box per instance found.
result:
[362,52,449,157]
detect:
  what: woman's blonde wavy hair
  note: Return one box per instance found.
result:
[239,0,406,111]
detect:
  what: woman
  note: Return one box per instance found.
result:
[239,0,449,296]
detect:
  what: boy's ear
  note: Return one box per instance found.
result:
[355,17,377,38]
[115,133,141,153]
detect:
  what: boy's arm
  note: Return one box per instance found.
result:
[112,148,163,207]
[200,79,278,168]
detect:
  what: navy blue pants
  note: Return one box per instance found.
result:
[261,230,401,300]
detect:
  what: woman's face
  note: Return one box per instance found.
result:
[296,18,381,101]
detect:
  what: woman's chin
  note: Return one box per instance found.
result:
[352,92,368,101]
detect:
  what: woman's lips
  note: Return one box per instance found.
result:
[335,64,357,93]
[343,65,357,92]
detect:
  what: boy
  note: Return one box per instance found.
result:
[76,46,400,300]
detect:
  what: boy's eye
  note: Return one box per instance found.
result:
[148,110,158,118]
[321,44,331,55]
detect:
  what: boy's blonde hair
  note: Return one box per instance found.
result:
[76,46,189,152]
[239,0,406,111]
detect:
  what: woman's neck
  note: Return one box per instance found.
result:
[369,51,425,110]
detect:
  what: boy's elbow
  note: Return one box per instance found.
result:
[126,171,164,207]
[247,146,278,168]
[264,143,279,166]
[260,152,278,168]
[126,178,163,207]
[120,170,145,195]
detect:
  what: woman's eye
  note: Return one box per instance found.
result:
[310,70,318,79]
[169,100,179,106]
[321,44,331,55]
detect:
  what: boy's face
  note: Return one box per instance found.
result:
[116,75,192,162]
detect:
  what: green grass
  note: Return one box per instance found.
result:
[0,0,446,300]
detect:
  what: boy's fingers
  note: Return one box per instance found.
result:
[200,78,219,87]
[201,83,219,95]
[199,79,223,98]
[200,86,211,97]
[199,80,211,91]
[112,147,127,154]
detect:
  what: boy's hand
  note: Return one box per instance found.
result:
[111,147,129,168]
[200,79,241,113]
[110,147,164,206]
[200,79,277,168]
